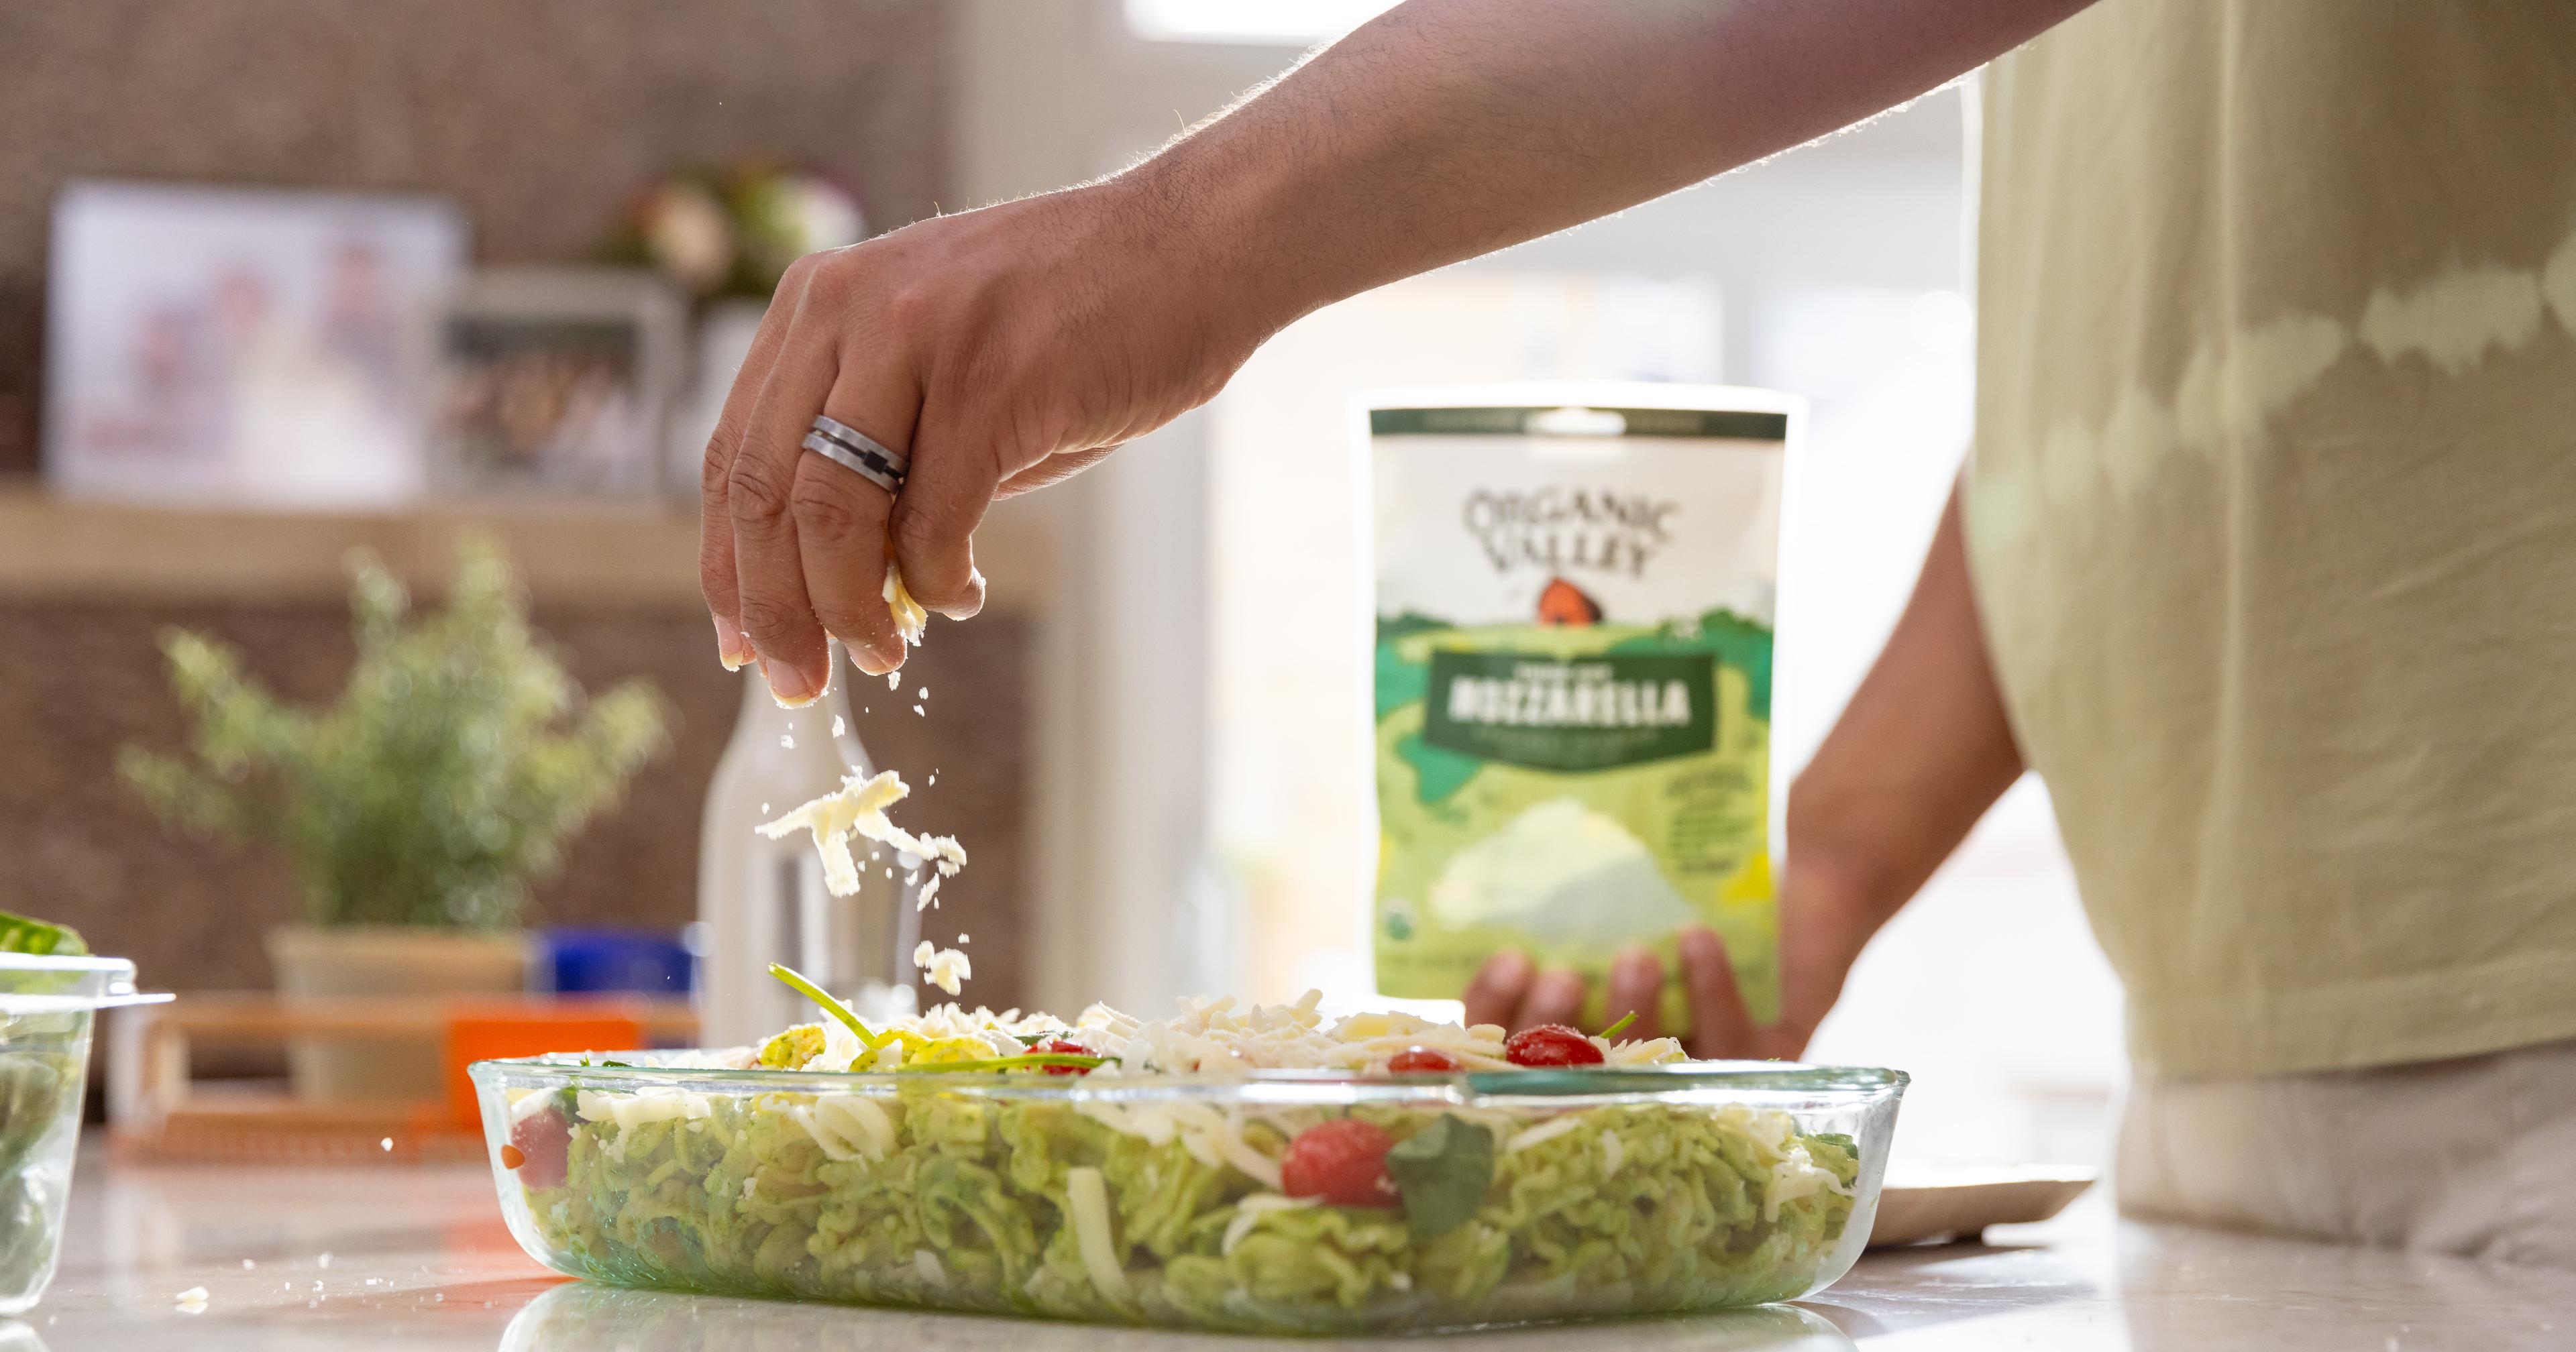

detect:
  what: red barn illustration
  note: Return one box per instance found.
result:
[1536,577,1603,626]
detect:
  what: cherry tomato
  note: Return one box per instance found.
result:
[508,1106,571,1190]
[1504,1024,1606,1068]
[1387,1047,1462,1074]
[1034,1037,1094,1075]
[1280,1119,1399,1207]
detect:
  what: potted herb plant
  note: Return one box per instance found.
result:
[119,540,669,1102]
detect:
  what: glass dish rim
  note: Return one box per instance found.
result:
[468,1052,1908,1101]
[0,953,171,1013]
[0,954,135,975]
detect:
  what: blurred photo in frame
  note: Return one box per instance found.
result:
[44,180,466,508]
[423,267,682,498]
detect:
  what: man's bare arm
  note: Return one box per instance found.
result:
[1166,0,2088,333]
[702,0,2091,697]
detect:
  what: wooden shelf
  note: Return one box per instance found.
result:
[0,489,706,609]
[0,489,1049,614]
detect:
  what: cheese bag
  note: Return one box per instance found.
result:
[1368,385,1796,1031]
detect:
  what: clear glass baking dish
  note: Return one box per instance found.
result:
[0,954,170,1314]
[472,1052,1901,1333]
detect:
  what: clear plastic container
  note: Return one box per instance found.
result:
[0,954,168,1314]
[471,1054,1903,1333]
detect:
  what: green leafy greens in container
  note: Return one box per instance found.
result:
[480,995,1886,1333]
[0,912,97,1310]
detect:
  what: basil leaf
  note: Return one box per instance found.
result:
[1385,1113,1495,1242]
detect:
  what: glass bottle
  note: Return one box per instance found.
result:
[696,646,918,1048]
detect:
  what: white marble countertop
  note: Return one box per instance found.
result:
[11,1139,2571,1350]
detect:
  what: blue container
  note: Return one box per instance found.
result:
[539,927,694,996]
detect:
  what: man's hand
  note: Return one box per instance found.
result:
[699,180,1260,699]
[1460,484,2027,1060]
[1462,926,1810,1060]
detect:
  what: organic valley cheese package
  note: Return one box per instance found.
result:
[1369,385,1796,1031]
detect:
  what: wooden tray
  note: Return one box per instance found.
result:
[104,993,696,1164]
[1866,1162,2096,1247]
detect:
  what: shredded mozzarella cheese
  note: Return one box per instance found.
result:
[884,565,929,644]
[1222,1194,1318,1255]
[576,1087,711,1160]
[912,941,971,996]
[741,988,1683,1091]
[759,771,969,904]
[1505,1115,1587,1154]
[1065,1168,1128,1300]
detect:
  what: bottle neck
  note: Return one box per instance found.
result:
[731,645,872,776]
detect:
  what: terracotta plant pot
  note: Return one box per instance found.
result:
[265,925,531,1103]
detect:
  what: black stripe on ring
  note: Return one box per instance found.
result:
[810,415,909,472]
[800,432,906,493]
[811,427,906,483]
[814,425,917,482]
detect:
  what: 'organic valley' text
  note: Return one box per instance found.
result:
[1462,489,1678,578]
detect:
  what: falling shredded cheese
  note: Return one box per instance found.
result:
[758,770,967,901]
[913,941,971,996]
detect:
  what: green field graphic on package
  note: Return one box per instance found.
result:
[1373,608,1778,1027]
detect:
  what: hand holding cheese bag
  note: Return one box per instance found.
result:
[1368,384,1797,1037]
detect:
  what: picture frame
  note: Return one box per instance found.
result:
[421,266,685,499]
[44,180,468,508]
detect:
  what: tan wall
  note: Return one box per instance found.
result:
[0,1,1049,1008]
[0,0,947,470]
[1,600,1031,1007]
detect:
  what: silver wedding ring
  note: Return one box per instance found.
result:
[801,414,908,496]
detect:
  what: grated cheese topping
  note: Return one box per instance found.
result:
[761,989,1684,1079]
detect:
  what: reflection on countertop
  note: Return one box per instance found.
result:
[17,1139,2573,1350]
[500,1284,1853,1351]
